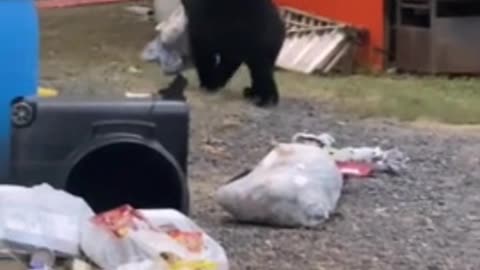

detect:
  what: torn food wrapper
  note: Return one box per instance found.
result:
[167,230,204,254]
[91,205,204,255]
[81,206,229,270]
[90,205,153,238]
[336,161,374,177]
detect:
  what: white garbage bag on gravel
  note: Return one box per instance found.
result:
[215,143,344,228]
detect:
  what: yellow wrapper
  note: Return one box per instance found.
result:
[170,260,217,270]
[38,87,59,97]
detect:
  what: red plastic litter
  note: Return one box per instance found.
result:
[336,161,374,177]
[37,0,136,9]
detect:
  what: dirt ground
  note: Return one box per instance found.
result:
[35,3,480,270]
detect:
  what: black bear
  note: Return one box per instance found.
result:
[180,0,286,107]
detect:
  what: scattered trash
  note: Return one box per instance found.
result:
[275,7,360,74]
[127,66,142,74]
[215,131,407,227]
[336,161,374,178]
[0,184,94,257]
[81,205,229,270]
[292,132,409,176]
[0,185,227,269]
[216,143,343,228]
[125,91,153,99]
[124,5,153,17]
[292,132,336,147]
[38,87,59,98]
[373,148,409,175]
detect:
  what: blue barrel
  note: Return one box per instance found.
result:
[0,0,39,180]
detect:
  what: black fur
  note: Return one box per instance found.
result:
[158,74,188,101]
[180,0,286,107]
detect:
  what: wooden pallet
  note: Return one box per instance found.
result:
[276,7,355,74]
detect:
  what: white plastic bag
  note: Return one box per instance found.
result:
[141,3,190,74]
[153,0,182,23]
[81,208,229,270]
[141,37,184,74]
[0,184,94,256]
[215,143,343,228]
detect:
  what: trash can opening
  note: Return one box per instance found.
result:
[66,142,184,213]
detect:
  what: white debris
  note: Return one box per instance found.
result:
[124,5,152,17]
[292,132,409,175]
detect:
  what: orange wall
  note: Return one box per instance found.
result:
[275,0,385,71]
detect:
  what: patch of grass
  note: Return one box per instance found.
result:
[112,60,480,125]
[275,72,480,124]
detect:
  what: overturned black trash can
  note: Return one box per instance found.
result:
[8,96,190,214]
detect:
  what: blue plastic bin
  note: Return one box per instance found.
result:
[0,0,39,180]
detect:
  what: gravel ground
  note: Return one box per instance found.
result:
[37,3,480,270]
[188,100,480,270]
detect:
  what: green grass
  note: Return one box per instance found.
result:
[202,66,480,124]
[273,72,480,124]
